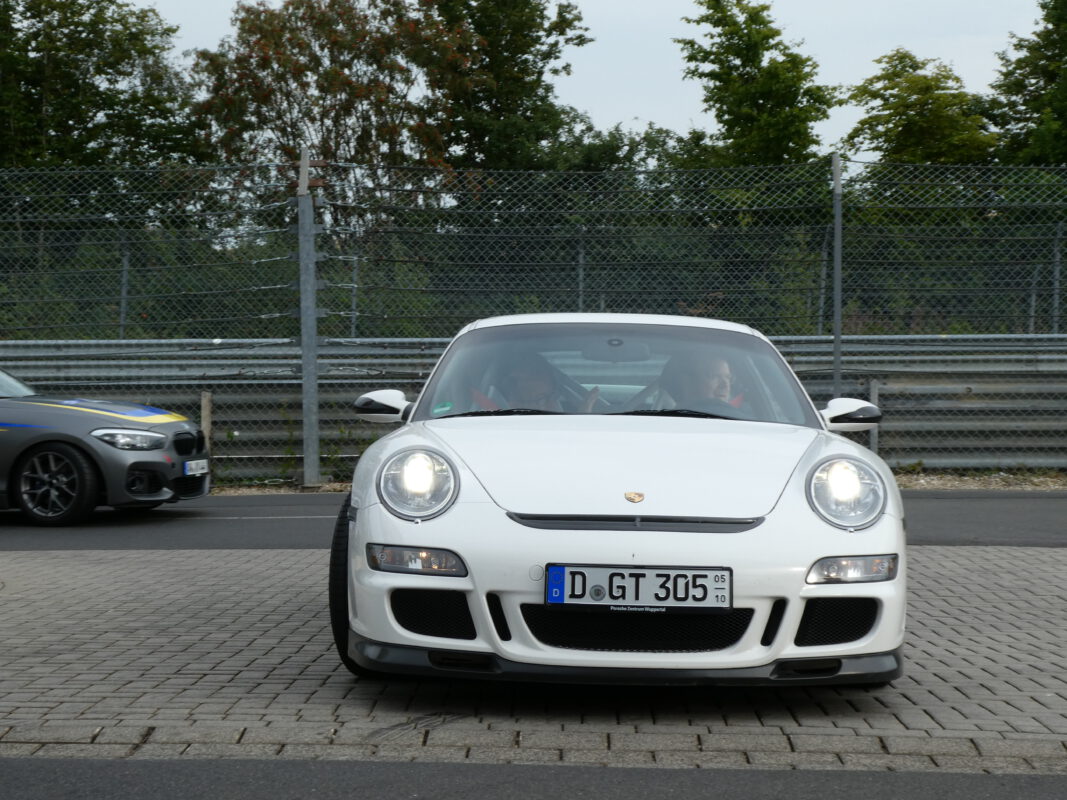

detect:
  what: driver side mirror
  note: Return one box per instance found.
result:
[821,397,882,432]
[355,389,412,423]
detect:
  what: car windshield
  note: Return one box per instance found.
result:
[0,369,34,398]
[412,322,820,428]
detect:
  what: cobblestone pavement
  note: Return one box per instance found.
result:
[0,546,1065,774]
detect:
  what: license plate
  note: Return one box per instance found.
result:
[545,564,732,610]
[183,459,209,476]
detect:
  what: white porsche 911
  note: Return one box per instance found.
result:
[329,313,905,686]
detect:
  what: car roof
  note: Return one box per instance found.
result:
[456,313,767,341]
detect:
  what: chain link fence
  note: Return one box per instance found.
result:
[2,158,1065,481]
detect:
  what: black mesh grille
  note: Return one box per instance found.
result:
[520,605,753,652]
[391,589,476,640]
[795,598,878,647]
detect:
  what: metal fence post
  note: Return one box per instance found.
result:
[118,230,130,339]
[1054,221,1062,335]
[832,154,844,397]
[297,148,321,487]
[577,225,586,313]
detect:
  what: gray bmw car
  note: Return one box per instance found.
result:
[0,368,210,525]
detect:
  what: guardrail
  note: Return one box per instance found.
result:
[3,336,1066,477]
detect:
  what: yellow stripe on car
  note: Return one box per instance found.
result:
[23,402,187,424]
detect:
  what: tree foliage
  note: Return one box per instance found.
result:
[430,0,591,170]
[0,0,200,167]
[992,0,1067,165]
[193,0,452,164]
[843,48,997,164]
[192,0,592,169]
[675,0,838,166]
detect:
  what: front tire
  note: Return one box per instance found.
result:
[328,495,380,678]
[15,442,99,526]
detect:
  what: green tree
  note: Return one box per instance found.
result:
[0,0,200,167]
[193,0,593,170]
[992,0,1067,164]
[193,0,462,164]
[843,48,997,164]
[675,0,838,166]
[430,0,591,170]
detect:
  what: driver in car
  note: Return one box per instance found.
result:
[500,352,601,413]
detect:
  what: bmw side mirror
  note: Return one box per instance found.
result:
[355,389,412,423]
[821,397,882,432]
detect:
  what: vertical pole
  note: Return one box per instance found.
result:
[119,231,130,339]
[297,148,321,487]
[200,390,213,456]
[577,226,585,313]
[832,154,844,397]
[868,378,880,455]
[1029,262,1040,335]
[350,254,359,338]
[1054,221,1062,335]
[818,223,831,335]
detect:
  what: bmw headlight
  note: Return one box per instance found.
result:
[808,458,886,530]
[377,449,457,520]
[91,428,167,451]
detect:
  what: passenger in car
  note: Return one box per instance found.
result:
[678,355,745,411]
[627,353,743,412]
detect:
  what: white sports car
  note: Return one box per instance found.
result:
[329,313,905,685]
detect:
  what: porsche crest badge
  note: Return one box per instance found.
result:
[624,491,645,503]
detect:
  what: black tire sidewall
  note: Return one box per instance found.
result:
[328,495,375,677]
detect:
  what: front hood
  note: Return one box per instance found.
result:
[2,396,188,427]
[423,416,820,518]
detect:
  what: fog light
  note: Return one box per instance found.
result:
[367,544,467,576]
[807,555,898,584]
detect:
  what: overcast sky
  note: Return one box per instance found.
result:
[132,0,1043,151]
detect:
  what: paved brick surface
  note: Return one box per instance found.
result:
[1,546,1066,773]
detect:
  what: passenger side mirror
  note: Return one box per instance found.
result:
[355,389,412,423]
[821,397,882,432]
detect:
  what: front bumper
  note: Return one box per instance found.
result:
[91,433,211,508]
[346,501,907,681]
[348,632,903,686]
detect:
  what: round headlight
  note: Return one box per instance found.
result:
[377,449,457,520]
[808,458,887,530]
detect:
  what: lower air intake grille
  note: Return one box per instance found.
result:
[795,598,878,647]
[391,589,476,640]
[172,475,208,497]
[486,593,512,641]
[520,605,753,652]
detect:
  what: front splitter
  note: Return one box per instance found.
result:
[349,631,902,686]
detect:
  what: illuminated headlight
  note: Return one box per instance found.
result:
[807,555,898,584]
[808,458,887,529]
[377,449,457,520]
[91,428,167,451]
[367,544,467,576]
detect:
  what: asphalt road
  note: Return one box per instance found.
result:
[4,758,1066,800]
[1,490,1065,550]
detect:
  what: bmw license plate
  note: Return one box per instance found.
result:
[545,564,732,611]
[183,459,209,476]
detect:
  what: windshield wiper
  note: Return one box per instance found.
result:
[610,409,733,420]
[441,408,566,418]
